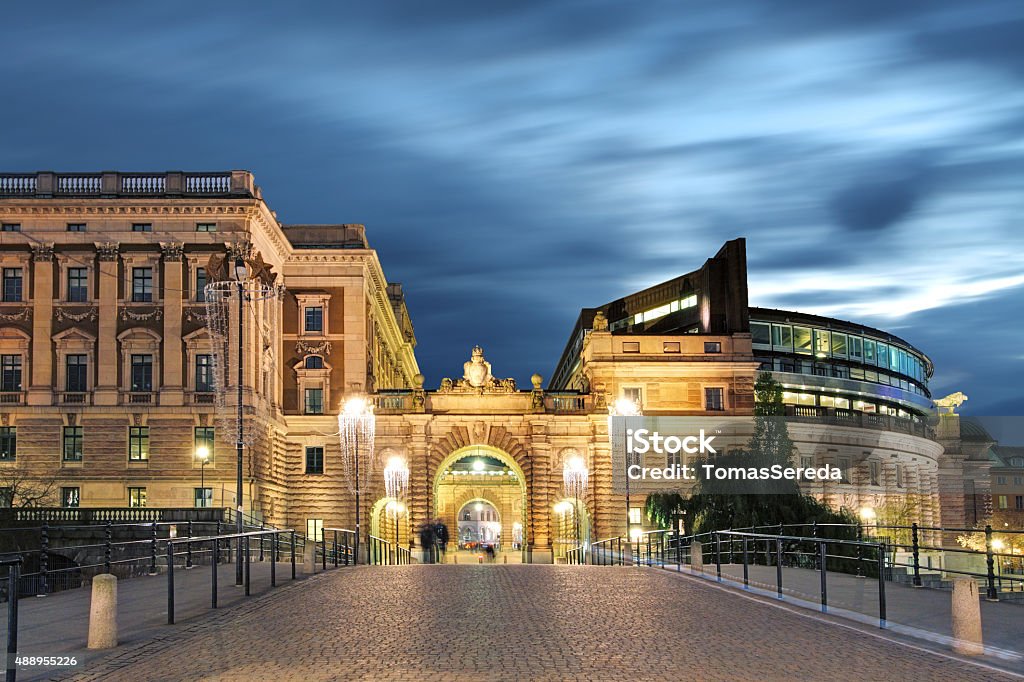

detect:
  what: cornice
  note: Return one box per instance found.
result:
[0,204,256,216]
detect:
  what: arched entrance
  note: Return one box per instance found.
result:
[369,497,409,548]
[456,499,501,549]
[433,445,527,563]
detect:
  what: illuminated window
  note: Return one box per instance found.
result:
[194,488,213,508]
[62,426,83,462]
[793,327,812,354]
[128,487,147,507]
[0,427,15,461]
[663,341,680,353]
[703,341,721,354]
[306,519,324,541]
[831,332,847,357]
[998,495,1008,509]
[628,508,642,525]
[128,426,149,461]
[61,486,80,508]
[813,329,830,356]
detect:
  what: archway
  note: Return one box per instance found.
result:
[369,497,409,549]
[456,499,501,549]
[433,445,527,563]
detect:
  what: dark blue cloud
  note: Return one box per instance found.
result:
[0,0,1022,410]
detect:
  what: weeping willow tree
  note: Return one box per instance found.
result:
[684,372,855,536]
[644,493,686,529]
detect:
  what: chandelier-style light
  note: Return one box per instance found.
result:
[562,454,589,499]
[383,454,410,501]
[338,396,376,493]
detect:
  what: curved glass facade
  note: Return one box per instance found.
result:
[750,308,934,418]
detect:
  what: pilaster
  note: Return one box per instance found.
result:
[27,245,54,405]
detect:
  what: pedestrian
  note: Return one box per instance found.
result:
[418,522,436,564]
[435,519,449,563]
[485,544,495,562]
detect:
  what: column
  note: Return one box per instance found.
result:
[27,245,54,406]
[160,243,184,405]
[94,243,120,405]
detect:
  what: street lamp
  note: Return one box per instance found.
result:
[563,454,589,554]
[609,397,642,539]
[339,395,375,565]
[196,446,210,508]
[858,506,877,538]
[387,500,406,554]
[232,257,246,585]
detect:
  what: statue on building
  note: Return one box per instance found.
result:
[592,310,609,332]
[437,346,517,393]
[935,392,968,414]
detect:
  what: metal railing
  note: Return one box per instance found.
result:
[320,528,357,567]
[166,529,297,624]
[367,534,411,565]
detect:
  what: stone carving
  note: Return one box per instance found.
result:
[207,242,279,287]
[160,241,184,261]
[95,242,120,262]
[437,346,517,394]
[0,414,8,427]
[120,307,162,322]
[296,340,332,356]
[32,243,55,262]
[55,306,98,323]
[935,392,968,414]
[184,306,206,323]
[592,310,608,332]
[0,307,30,322]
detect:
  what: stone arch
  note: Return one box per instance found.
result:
[425,424,532,484]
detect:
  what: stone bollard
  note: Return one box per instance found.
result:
[951,578,984,655]
[503,555,507,564]
[87,574,118,649]
[691,541,703,574]
[302,541,316,575]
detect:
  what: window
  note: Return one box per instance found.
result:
[130,354,153,392]
[128,487,147,508]
[131,223,152,232]
[196,222,217,233]
[1015,476,1023,486]
[849,336,863,360]
[622,387,642,405]
[628,507,642,525]
[998,495,1008,509]
[195,354,214,392]
[703,341,722,354]
[997,476,1007,485]
[750,322,770,346]
[306,519,324,542]
[194,427,215,462]
[67,267,89,302]
[304,306,324,333]
[132,267,153,302]
[622,341,640,353]
[62,426,83,462]
[304,388,324,415]
[813,329,830,357]
[772,324,793,350]
[66,354,88,392]
[895,464,904,488]
[831,332,847,357]
[704,387,724,411]
[304,355,324,369]
[1,224,21,232]
[0,427,15,461]
[1,355,22,392]
[800,455,814,469]
[876,343,889,369]
[793,326,812,354]
[66,223,86,232]
[838,457,851,484]
[1016,496,1023,511]
[869,460,880,486]
[194,487,212,508]
[128,426,149,461]
[61,487,80,508]
[2,268,23,302]
[195,268,207,302]
[662,341,680,353]
[305,446,324,474]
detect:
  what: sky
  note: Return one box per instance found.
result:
[1,1,1022,416]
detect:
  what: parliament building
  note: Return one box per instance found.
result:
[0,170,991,561]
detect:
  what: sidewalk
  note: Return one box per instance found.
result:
[0,559,312,681]
[673,561,1024,660]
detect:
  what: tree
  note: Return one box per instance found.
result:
[0,466,58,508]
[644,493,686,529]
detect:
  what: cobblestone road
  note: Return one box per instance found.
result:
[64,566,1018,681]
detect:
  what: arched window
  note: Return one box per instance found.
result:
[305,355,324,370]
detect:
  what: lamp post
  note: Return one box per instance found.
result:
[196,446,210,508]
[339,396,375,565]
[232,257,246,585]
[610,398,642,539]
[563,454,589,556]
[384,455,410,554]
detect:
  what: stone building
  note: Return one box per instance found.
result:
[0,170,989,561]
